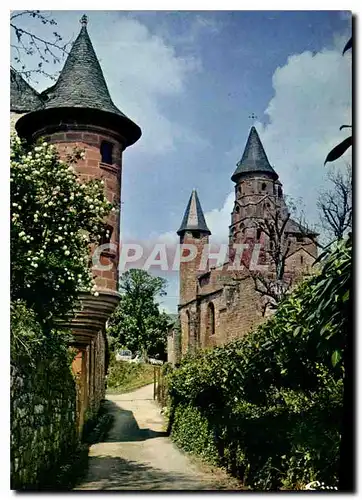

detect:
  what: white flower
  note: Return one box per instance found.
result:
[94,291,99,297]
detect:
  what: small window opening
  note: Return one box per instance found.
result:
[207,302,215,337]
[100,224,113,245]
[235,205,240,213]
[256,228,262,240]
[192,231,200,239]
[300,255,304,264]
[261,182,266,191]
[278,186,283,198]
[296,235,304,243]
[100,141,113,165]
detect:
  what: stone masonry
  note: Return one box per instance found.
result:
[11,15,141,433]
[176,127,318,357]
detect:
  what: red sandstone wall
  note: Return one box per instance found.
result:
[40,129,124,293]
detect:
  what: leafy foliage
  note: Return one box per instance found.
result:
[11,135,113,324]
[106,354,154,393]
[167,237,351,490]
[106,269,169,357]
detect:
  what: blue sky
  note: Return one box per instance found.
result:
[11,10,352,312]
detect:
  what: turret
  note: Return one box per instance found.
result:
[177,189,210,305]
[229,127,286,253]
[15,15,141,316]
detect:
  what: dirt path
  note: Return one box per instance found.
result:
[74,384,241,491]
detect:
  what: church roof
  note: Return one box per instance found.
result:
[286,218,319,236]
[177,189,211,236]
[231,126,278,182]
[10,68,43,113]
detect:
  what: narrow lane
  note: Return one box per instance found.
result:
[74,384,232,490]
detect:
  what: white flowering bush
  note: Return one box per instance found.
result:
[11,135,114,324]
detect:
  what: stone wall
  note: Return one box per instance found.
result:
[11,354,78,489]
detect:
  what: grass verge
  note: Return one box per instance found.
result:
[106,360,155,394]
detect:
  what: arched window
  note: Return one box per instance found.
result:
[207,302,215,337]
[100,141,113,165]
[235,205,240,213]
[256,228,262,240]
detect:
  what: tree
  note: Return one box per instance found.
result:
[245,197,317,314]
[321,34,353,492]
[106,269,170,358]
[11,10,71,82]
[317,165,352,242]
[11,135,113,325]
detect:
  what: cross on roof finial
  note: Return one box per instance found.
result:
[80,14,88,27]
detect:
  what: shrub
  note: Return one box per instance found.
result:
[11,134,114,324]
[167,238,350,490]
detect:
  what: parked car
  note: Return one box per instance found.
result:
[149,358,163,365]
[129,354,144,364]
[115,349,133,362]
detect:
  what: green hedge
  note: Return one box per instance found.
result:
[168,238,350,490]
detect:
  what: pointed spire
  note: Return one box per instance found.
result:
[18,15,141,146]
[231,126,278,182]
[42,17,123,116]
[177,190,211,236]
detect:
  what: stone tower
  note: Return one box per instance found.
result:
[177,190,210,352]
[229,126,288,265]
[12,15,141,431]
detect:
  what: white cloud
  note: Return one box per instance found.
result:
[205,191,234,243]
[252,46,352,225]
[12,12,205,156]
[96,16,205,155]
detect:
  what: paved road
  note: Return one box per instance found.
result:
[74,384,239,491]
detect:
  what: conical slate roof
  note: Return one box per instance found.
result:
[42,15,127,118]
[177,190,211,236]
[231,126,278,182]
[10,69,43,113]
[16,15,141,146]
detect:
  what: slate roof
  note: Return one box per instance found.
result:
[10,68,43,113]
[41,15,128,119]
[15,15,141,146]
[177,189,211,236]
[231,126,278,182]
[285,218,319,236]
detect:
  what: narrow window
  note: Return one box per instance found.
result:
[100,225,113,246]
[256,228,262,240]
[207,302,215,337]
[100,141,113,165]
[261,182,266,191]
[301,255,304,264]
[278,186,283,198]
[186,311,191,347]
[235,205,240,213]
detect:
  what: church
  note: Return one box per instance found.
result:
[174,126,318,359]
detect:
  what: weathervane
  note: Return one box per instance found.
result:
[80,14,88,27]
